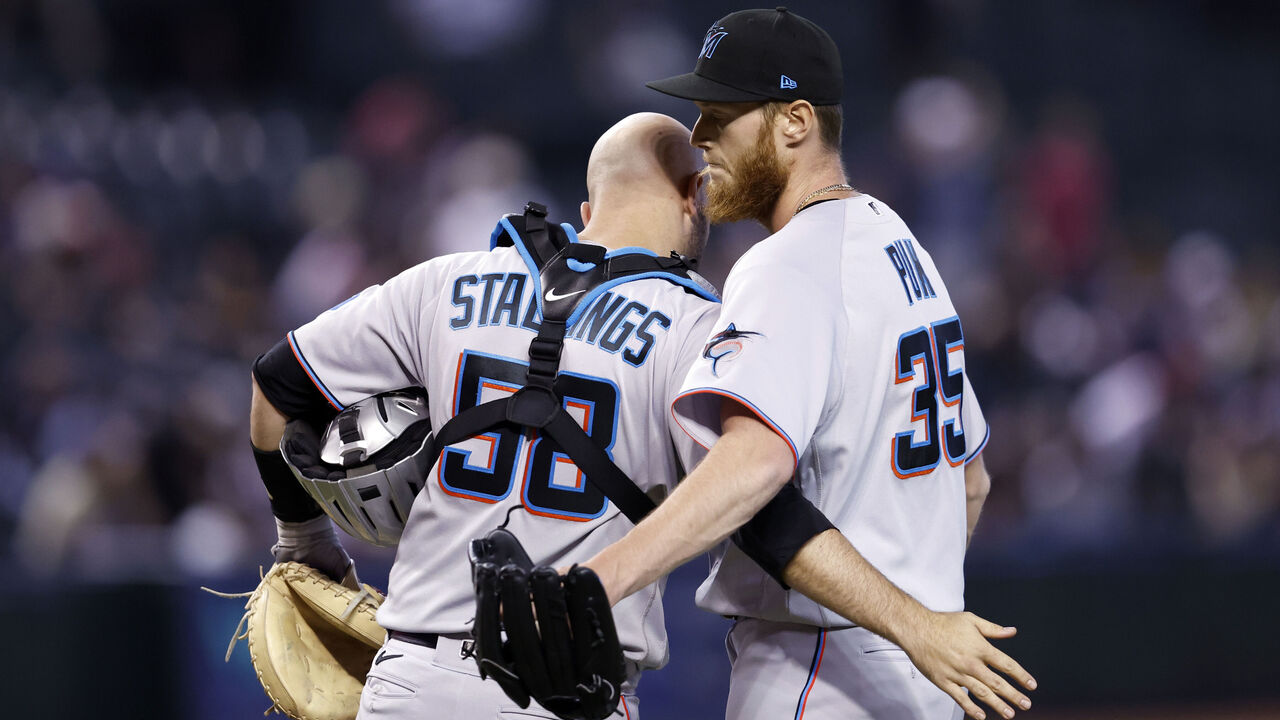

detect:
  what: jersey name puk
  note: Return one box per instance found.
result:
[449,272,672,367]
[883,238,937,306]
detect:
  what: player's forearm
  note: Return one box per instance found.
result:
[587,413,795,604]
[251,374,326,522]
[964,456,991,548]
[250,375,290,451]
[781,528,932,646]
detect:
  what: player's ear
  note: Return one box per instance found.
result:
[579,201,592,227]
[780,100,816,146]
[682,171,704,218]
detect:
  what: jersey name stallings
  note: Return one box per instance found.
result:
[448,272,673,368]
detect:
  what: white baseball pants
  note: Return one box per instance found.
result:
[724,619,964,720]
[356,634,640,720]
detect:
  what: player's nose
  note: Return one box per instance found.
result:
[690,115,713,150]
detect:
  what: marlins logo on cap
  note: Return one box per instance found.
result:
[701,25,729,59]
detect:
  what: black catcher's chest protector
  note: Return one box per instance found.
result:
[430,202,717,524]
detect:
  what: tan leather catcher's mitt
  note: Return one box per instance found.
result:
[208,562,387,720]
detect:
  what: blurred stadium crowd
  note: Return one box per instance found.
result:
[1,0,1278,582]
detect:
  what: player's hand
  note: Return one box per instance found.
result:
[272,515,353,583]
[898,611,1036,720]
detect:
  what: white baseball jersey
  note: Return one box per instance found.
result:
[287,222,719,673]
[672,195,989,627]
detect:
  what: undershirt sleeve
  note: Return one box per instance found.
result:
[252,336,341,426]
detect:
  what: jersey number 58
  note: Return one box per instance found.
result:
[437,351,616,521]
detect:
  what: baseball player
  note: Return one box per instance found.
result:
[248,112,810,720]
[579,9,1036,720]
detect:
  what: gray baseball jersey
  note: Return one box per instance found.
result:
[673,195,989,626]
[287,224,719,675]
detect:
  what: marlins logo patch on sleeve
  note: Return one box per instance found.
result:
[702,323,762,376]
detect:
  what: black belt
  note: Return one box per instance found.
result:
[389,630,438,648]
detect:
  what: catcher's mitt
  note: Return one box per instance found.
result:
[469,528,626,720]
[205,562,386,720]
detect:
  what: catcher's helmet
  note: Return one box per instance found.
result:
[281,388,433,546]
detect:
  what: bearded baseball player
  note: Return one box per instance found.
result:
[578,9,1037,720]
[247,111,848,720]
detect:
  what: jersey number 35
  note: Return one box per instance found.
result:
[892,316,968,478]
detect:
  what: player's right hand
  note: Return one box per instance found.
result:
[898,610,1036,720]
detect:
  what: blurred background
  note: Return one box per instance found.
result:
[1,0,1278,717]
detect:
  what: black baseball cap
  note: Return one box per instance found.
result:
[647,7,842,106]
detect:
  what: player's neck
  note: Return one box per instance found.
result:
[579,207,686,256]
[767,154,854,233]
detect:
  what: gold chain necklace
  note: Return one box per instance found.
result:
[794,183,856,216]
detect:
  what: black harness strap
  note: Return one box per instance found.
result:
[539,402,657,524]
[430,202,708,525]
[431,398,510,450]
[510,202,562,270]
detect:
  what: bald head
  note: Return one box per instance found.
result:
[578,112,708,258]
[585,112,701,208]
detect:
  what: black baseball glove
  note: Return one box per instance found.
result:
[468,528,626,720]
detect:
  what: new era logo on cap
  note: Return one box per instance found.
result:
[780,75,797,89]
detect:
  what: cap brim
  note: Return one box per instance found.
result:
[645,72,772,103]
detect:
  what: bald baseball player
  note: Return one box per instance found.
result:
[249,112,723,719]
[580,9,1036,720]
